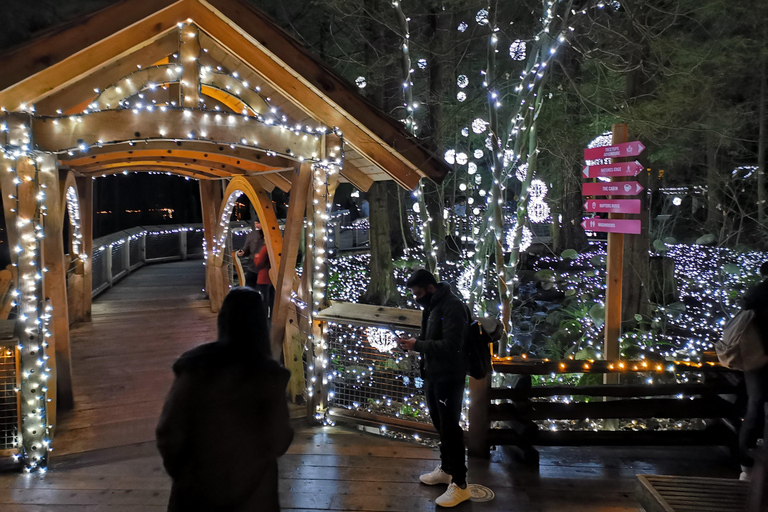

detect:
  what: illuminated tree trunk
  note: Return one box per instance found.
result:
[758,60,767,233]
[360,181,400,306]
[705,133,723,236]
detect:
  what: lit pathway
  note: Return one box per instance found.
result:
[0,261,736,510]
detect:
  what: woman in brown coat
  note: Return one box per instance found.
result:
[156,287,293,511]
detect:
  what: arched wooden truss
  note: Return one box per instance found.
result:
[0,0,451,468]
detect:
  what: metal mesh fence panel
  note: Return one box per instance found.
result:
[129,237,142,267]
[92,247,107,292]
[187,229,204,257]
[0,346,18,451]
[325,322,431,424]
[111,243,127,276]
[146,232,179,260]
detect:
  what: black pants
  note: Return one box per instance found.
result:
[740,366,768,467]
[425,378,466,486]
[255,284,274,318]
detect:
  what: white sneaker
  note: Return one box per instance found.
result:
[419,465,452,485]
[436,482,471,507]
[740,465,752,482]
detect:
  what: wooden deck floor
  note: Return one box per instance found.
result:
[0,260,739,511]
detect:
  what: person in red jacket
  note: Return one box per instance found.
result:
[252,244,274,317]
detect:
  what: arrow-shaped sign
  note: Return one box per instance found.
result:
[582,181,644,197]
[583,161,643,178]
[584,141,645,161]
[584,199,642,214]
[581,218,642,234]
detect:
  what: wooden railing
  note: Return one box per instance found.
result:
[468,355,742,462]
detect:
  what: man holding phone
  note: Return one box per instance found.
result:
[398,269,470,508]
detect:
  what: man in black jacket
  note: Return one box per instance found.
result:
[399,269,470,508]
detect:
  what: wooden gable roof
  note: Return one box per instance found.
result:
[0,0,450,190]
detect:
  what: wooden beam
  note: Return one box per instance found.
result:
[179,23,201,108]
[193,0,450,188]
[75,177,94,321]
[0,0,189,110]
[261,171,293,193]
[35,31,179,115]
[341,159,374,192]
[18,110,322,160]
[271,163,310,361]
[72,160,235,178]
[76,166,215,180]
[93,65,182,111]
[200,71,271,115]
[41,163,75,414]
[199,180,222,311]
[66,151,281,174]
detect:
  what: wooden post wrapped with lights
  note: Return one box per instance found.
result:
[306,154,340,422]
[200,180,222,311]
[75,176,93,321]
[0,154,53,472]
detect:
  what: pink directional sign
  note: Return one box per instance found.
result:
[584,141,645,161]
[584,199,641,214]
[583,161,643,178]
[582,181,644,196]
[582,218,642,234]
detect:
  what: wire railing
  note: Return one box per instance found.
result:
[91,224,205,297]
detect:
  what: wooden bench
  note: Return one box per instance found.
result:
[468,356,743,462]
[636,475,748,512]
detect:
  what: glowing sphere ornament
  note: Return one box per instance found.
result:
[444,149,456,164]
[506,224,533,251]
[515,163,529,182]
[475,9,489,25]
[529,199,551,223]
[456,152,468,165]
[417,58,428,69]
[472,118,488,134]
[457,75,469,88]
[529,179,548,200]
[509,40,526,61]
[468,162,478,174]
[355,77,367,89]
[457,91,467,102]
[458,21,468,32]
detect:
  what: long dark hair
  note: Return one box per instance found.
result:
[217,287,271,360]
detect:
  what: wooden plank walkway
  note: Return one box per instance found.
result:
[0,261,741,510]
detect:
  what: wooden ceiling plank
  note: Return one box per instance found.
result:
[35,31,180,115]
[0,1,190,110]
[340,160,374,193]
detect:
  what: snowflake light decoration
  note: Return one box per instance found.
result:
[355,76,367,89]
[474,149,484,159]
[457,91,467,102]
[456,152,468,165]
[461,127,469,137]
[444,149,456,164]
[509,40,526,61]
[457,75,469,88]
[458,21,468,32]
[472,118,488,134]
[475,9,489,25]
[529,199,551,223]
[367,327,398,353]
[529,179,548,200]
[515,163,529,181]
[503,149,516,168]
[417,58,428,69]
[468,162,478,174]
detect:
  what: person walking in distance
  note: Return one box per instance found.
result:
[398,269,471,507]
[157,288,293,511]
[237,219,265,288]
[738,261,768,481]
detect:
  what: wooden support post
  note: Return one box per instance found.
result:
[75,177,93,321]
[0,157,53,464]
[468,374,491,458]
[179,228,188,261]
[271,163,311,362]
[604,123,628,386]
[306,165,339,421]
[41,164,75,414]
[179,23,201,108]
[200,180,223,312]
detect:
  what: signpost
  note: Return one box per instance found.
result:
[582,181,643,197]
[584,141,645,160]
[581,124,646,387]
[581,218,642,234]
[584,199,641,215]
[582,161,643,178]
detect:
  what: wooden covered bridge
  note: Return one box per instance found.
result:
[0,0,449,470]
